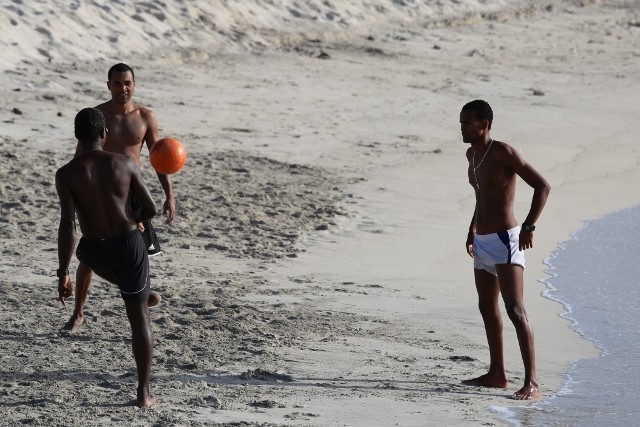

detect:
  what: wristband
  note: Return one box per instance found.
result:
[521,223,535,232]
[56,268,69,278]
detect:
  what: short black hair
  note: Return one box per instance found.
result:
[108,63,135,81]
[461,99,493,130]
[74,108,106,142]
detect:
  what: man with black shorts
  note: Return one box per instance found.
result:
[56,107,158,408]
[61,63,175,333]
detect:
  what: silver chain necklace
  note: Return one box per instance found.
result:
[472,138,493,190]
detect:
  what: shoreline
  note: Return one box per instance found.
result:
[498,202,640,425]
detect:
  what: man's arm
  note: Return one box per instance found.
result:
[128,159,157,223]
[55,168,76,305]
[156,169,175,224]
[466,208,477,257]
[465,148,477,257]
[503,146,551,250]
[143,109,175,224]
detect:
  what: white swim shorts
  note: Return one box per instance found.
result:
[473,225,525,276]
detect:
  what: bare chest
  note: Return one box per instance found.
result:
[104,114,148,153]
[468,158,514,191]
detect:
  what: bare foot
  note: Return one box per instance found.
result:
[462,373,508,389]
[511,384,541,400]
[136,395,156,408]
[60,313,84,334]
[148,292,161,308]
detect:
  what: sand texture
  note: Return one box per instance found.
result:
[1,0,639,425]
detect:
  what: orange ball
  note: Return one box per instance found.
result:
[149,137,186,174]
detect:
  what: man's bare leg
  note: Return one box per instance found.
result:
[496,264,541,400]
[124,299,155,408]
[462,268,509,388]
[60,262,93,333]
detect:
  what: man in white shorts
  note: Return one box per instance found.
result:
[460,100,550,400]
[472,226,526,275]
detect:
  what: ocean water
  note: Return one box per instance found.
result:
[496,204,640,426]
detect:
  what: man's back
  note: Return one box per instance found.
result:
[56,151,145,240]
[56,106,159,408]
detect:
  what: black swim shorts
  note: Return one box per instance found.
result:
[130,193,162,256]
[76,229,151,303]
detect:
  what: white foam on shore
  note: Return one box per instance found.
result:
[488,227,601,427]
[2,0,548,70]
[494,203,640,426]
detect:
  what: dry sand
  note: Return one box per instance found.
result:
[1,0,639,425]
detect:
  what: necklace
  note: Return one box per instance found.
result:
[472,138,493,190]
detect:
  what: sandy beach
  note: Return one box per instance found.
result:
[1,0,639,425]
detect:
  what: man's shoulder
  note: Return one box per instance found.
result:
[465,146,473,159]
[95,100,111,112]
[124,103,156,126]
[137,104,156,120]
[55,161,72,178]
[493,140,517,155]
[55,156,85,181]
[492,140,527,169]
[124,101,154,117]
[94,151,136,173]
[106,150,134,163]
[95,101,154,118]
[74,150,131,164]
